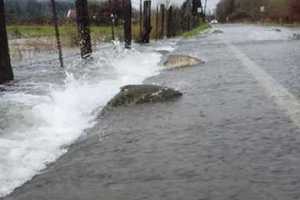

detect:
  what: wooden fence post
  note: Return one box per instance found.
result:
[0,0,13,84]
[187,15,191,31]
[192,0,204,22]
[204,0,208,18]
[110,13,115,41]
[109,0,115,41]
[142,0,151,43]
[166,6,173,38]
[123,0,132,48]
[155,5,159,40]
[50,0,64,68]
[139,0,143,41]
[160,4,165,39]
[75,0,92,58]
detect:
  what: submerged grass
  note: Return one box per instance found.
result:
[181,23,211,38]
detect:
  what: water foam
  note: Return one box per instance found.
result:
[0,46,162,197]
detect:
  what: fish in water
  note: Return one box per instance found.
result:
[164,55,204,69]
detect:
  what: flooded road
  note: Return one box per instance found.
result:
[2,24,300,200]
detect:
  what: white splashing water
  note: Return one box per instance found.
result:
[0,45,163,197]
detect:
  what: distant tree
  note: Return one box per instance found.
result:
[267,0,289,22]
[26,0,41,19]
[4,0,73,24]
[289,0,300,21]
[216,0,297,22]
[86,0,126,25]
[216,0,235,22]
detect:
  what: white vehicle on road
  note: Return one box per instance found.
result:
[210,19,218,24]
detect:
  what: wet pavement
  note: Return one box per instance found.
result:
[3,24,300,200]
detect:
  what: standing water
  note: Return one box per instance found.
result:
[0,41,176,197]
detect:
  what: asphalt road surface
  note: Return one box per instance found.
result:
[3,24,300,200]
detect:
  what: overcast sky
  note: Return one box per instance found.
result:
[206,0,219,10]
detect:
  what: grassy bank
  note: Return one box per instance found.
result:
[181,23,211,38]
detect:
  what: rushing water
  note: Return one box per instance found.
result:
[4,24,299,198]
[0,41,177,197]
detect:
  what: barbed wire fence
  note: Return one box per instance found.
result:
[0,0,205,84]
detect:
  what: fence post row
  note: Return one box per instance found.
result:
[50,0,64,68]
[123,0,132,49]
[0,0,13,84]
[142,0,151,43]
[160,4,165,39]
[75,0,92,59]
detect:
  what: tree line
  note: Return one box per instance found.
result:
[216,0,300,23]
[4,0,71,24]
[4,0,127,25]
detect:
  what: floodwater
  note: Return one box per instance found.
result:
[0,40,177,197]
[2,24,300,200]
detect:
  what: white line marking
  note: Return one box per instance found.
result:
[224,40,300,125]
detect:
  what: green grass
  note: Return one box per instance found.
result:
[181,23,211,38]
[7,25,52,37]
[7,24,120,38]
[8,23,211,40]
[7,23,212,48]
[7,24,126,47]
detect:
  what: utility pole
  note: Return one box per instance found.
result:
[142,0,151,43]
[0,0,13,84]
[123,0,132,48]
[50,0,64,68]
[75,0,92,58]
[160,4,165,39]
